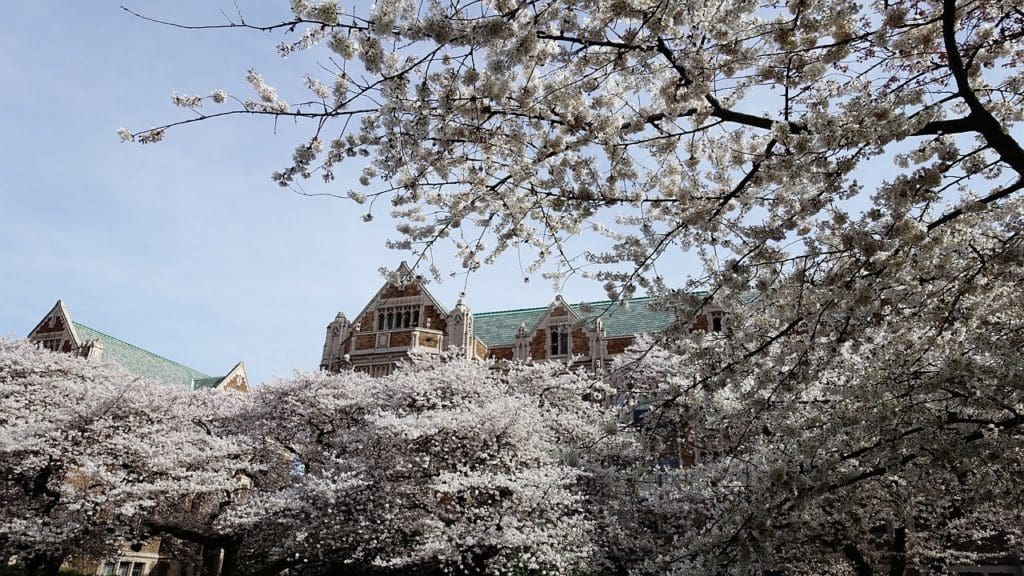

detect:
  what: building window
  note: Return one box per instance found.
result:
[712,314,723,332]
[130,563,145,576]
[100,562,116,576]
[370,363,392,377]
[116,562,130,576]
[549,325,569,356]
[377,306,421,330]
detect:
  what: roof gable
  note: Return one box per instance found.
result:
[347,262,449,329]
[192,361,249,393]
[27,300,81,346]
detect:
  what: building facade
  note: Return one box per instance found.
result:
[318,262,720,375]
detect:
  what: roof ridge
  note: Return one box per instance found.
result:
[72,321,211,379]
[473,296,653,317]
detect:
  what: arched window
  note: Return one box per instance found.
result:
[549,325,569,356]
[377,306,423,331]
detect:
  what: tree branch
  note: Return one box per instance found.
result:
[942,0,1024,175]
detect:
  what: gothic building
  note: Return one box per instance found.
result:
[319,262,710,375]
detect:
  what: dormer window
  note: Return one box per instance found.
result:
[550,325,569,356]
[712,314,723,332]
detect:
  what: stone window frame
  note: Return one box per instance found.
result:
[549,323,570,357]
[377,306,421,331]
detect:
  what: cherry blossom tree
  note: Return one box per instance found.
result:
[612,249,1024,576]
[1,340,628,576]
[124,0,1023,292]
[0,339,251,576]
[221,354,613,576]
[120,0,1024,573]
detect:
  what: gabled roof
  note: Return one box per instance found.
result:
[72,322,214,389]
[347,261,450,330]
[472,297,676,347]
[193,361,249,392]
[29,300,81,344]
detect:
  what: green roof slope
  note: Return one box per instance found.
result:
[191,377,225,390]
[472,297,675,348]
[73,322,212,389]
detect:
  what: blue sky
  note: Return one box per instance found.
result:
[0,2,698,385]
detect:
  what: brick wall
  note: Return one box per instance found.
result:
[35,315,65,333]
[355,334,376,350]
[488,346,514,360]
[606,337,634,355]
[381,284,421,299]
[572,328,589,355]
[419,332,441,350]
[692,315,709,331]
[423,305,447,332]
[390,330,412,347]
[530,329,547,359]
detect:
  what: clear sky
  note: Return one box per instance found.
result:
[0,2,700,385]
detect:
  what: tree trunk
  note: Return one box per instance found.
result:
[889,527,907,576]
[40,555,62,576]
[842,542,875,576]
[23,555,43,576]
[219,540,241,576]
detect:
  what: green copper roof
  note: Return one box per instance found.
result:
[191,377,224,390]
[73,321,215,389]
[472,297,676,348]
[473,308,548,348]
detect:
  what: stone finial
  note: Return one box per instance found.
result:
[453,291,470,315]
[395,260,414,284]
[518,321,528,338]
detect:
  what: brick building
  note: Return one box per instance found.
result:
[319,262,709,375]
